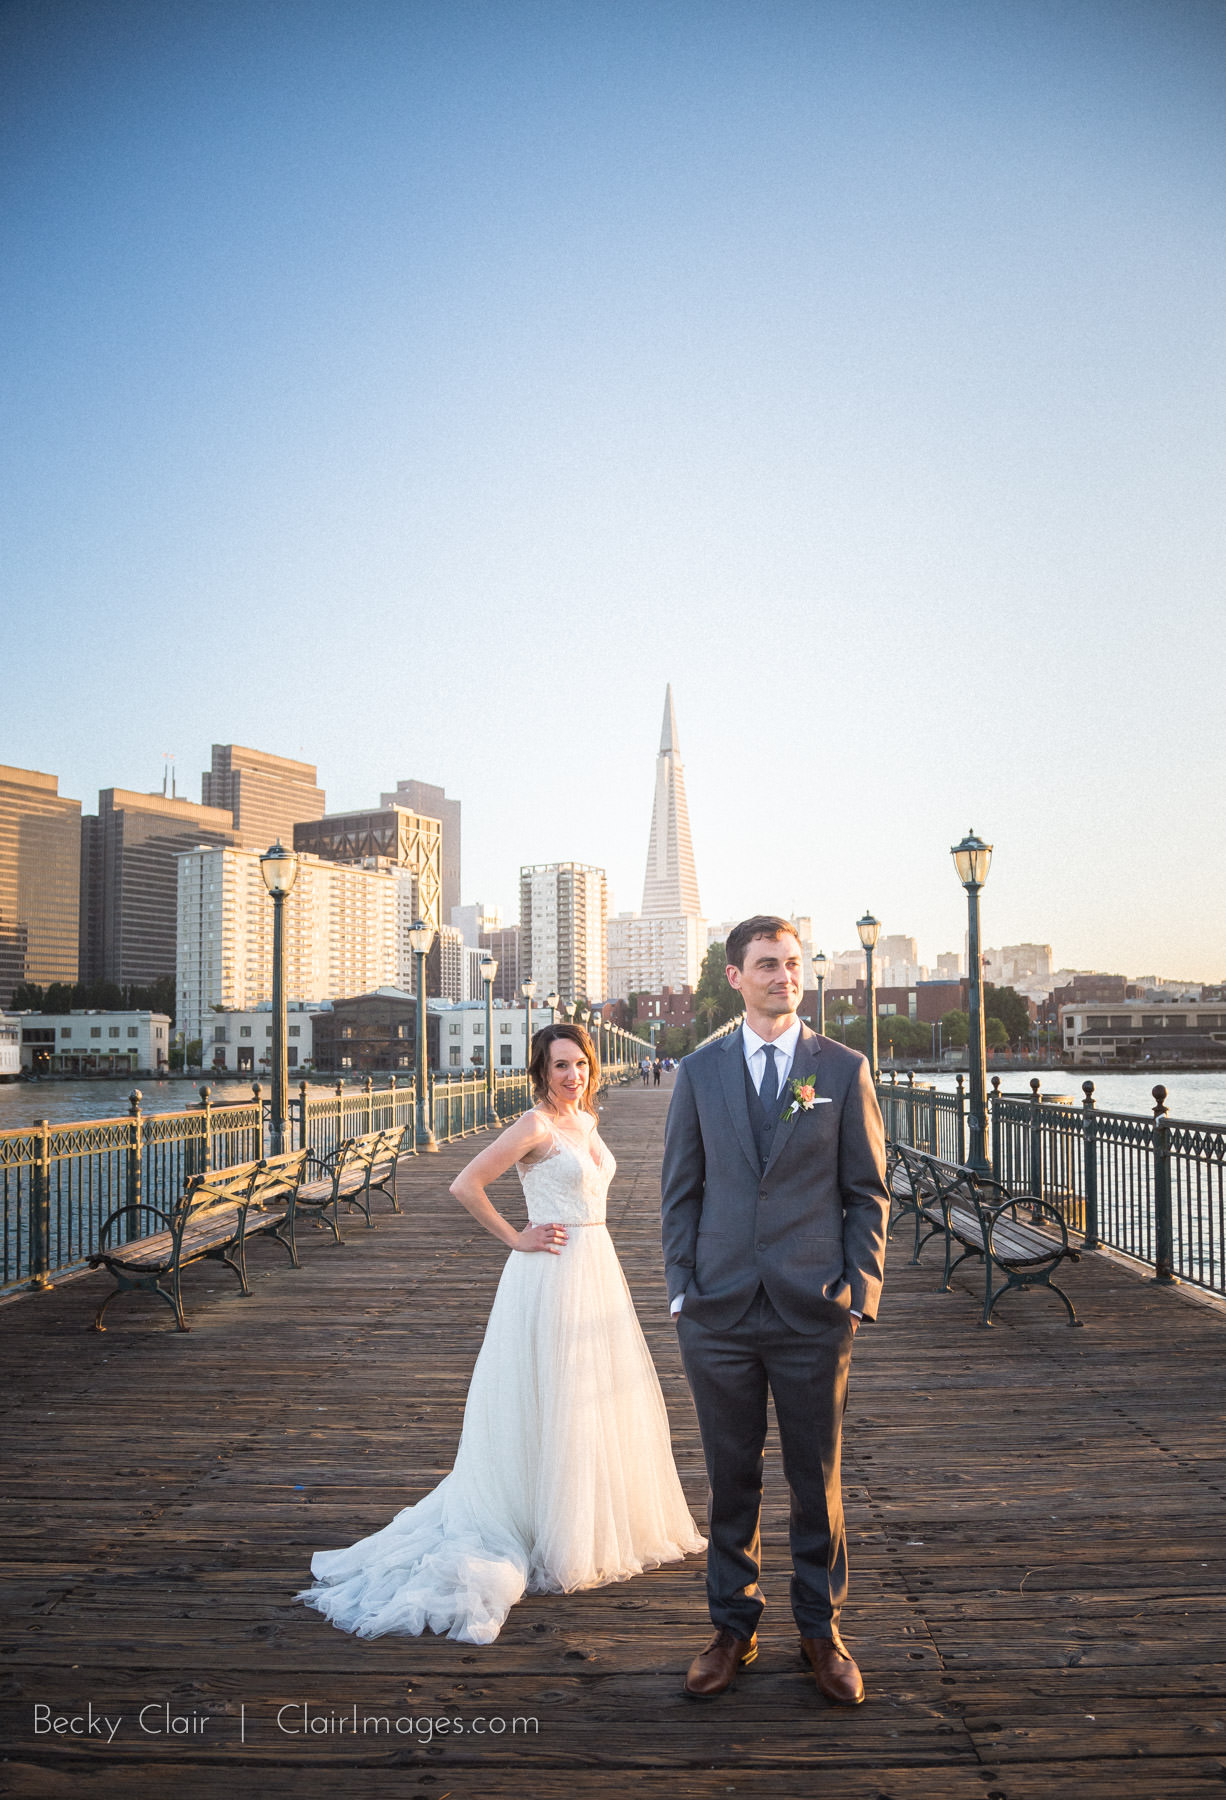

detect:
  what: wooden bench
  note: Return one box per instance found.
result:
[890,1145,1082,1327]
[886,1142,946,1265]
[296,1125,410,1244]
[87,1147,310,1332]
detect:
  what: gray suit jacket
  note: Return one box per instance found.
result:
[661,1024,889,1333]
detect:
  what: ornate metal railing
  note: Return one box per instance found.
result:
[0,1066,538,1298]
[878,1072,1226,1297]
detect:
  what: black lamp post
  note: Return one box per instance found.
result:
[811,950,827,1036]
[521,978,537,1070]
[259,841,299,1155]
[480,953,497,1119]
[857,912,880,1081]
[409,919,438,1152]
[952,830,993,1175]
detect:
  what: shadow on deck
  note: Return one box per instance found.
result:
[1,1082,1224,1799]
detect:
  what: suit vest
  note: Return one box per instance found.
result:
[743,1054,778,1172]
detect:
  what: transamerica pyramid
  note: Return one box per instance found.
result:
[641,684,702,918]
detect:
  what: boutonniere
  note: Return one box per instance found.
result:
[784,1076,830,1119]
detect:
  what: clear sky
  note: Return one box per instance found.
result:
[2,0,1223,979]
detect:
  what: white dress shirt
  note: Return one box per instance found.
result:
[741,1018,803,1094]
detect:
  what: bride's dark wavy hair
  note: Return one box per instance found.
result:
[529,1022,601,1117]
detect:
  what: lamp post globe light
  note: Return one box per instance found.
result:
[856,912,880,1082]
[408,919,438,1152]
[521,979,537,1071]
[479,954,498,1119]
[811,950,828,1037]
[951,829,993,1175]
[259,841,299,1155]
[546,989,560,1020]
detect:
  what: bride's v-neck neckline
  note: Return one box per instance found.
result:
[537,1109,605,1172]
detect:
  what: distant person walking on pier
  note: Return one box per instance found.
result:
[662,916,889,1705]
[640,1057,651,1086]
[653,1058,663,1086]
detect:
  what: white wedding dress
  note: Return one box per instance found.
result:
[299,1115,705,1644]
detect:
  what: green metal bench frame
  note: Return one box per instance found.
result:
[886,1142,945,1265]
[87,1147,309,1332]
[297,1126,408,1244]
[898,1146,1082,1328]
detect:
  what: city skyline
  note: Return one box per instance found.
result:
[2,3,1223,978]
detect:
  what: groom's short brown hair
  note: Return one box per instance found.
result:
[725,915,800,971]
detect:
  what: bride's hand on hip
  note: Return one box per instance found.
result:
[516,1222,568,1254]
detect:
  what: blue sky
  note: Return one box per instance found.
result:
[2,0,1223,977]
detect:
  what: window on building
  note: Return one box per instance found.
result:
[341,1026,353,1039]
[127,1027,138,1039]
[449,1023,461,1035]
[60,1027,71,1038]
[398,1053,410,1067]
[266,1026,273,1038]
[108,1026,120,1038]
[341,1055,353,1068]
[90,1027,102,1039]
[500,1044,513,1065]
[287,1048,298,1067]
[288,1025,300,1038]
[240,1026,252,1038]
[500,1022,512,1034]
[450,1046,462,1065]
[214,1026,227,1042]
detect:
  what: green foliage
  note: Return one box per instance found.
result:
[984,982,1031,1047]
[986,1015,1009,1050]
[940,1009,970,1048]
[186,1039,203,1067]
[655,1025,694,1059]
[877,1013,931,1056]
[692,942,743,1037]
[9,983,44,1010]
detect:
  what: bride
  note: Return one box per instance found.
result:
[299,1021,705,1645]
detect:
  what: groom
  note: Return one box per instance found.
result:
[661,916,889,1703]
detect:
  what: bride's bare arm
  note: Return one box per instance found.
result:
[448,1113,569,1254]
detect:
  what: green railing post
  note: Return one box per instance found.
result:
[298,1080,309,1152]
[30,1118,52,1290]
[905,1070,915,1149]
[1029,1077,1044,1220]
[1152,1085,1178,1284]
[989,1076,1002,1180]
[364,1075,374,1138]
[1082,1080,1099,1251]
[199,1084,213,1172]
[955,1073,967,1166]
[126,1089,144,1245]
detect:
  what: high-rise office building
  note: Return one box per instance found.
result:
[0,765,81,1005]
[175,846,405,1043]
[79,788,236,988]
[202,745,325,852]
[520,863,608,1002]
[381,779,461,921]
[607,686,705,998]
[479,924,522,1004]
[451,901,501,945]
[294,806,443,930]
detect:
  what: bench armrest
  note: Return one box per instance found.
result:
[98,1204,173,1246]
[987,1198,1071,1255]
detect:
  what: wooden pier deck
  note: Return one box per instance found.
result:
[1,1079,1224,1799]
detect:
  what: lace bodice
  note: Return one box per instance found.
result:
[517,1114,615,1225]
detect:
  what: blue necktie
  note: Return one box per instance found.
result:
[759,1043,779,1110]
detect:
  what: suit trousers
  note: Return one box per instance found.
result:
[676,1286,853,1639]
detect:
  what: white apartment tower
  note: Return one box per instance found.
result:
[607,685,706,997]
[519,863,608,1003]
[176,846,404,1042]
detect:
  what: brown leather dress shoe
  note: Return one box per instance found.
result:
[800,1632,865,1704]
[683,1627,758,1699]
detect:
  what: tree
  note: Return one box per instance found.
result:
[655,1025,693,1059]
[43,982,75,1013]
[10,983,44,1010]
[985,983,1031,1047]
[878,1013,930,1058]
[986,1015,1009,1051]
[940,1009,969,1049]
[693,942,743,1036]
[185,1039,203,1068]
